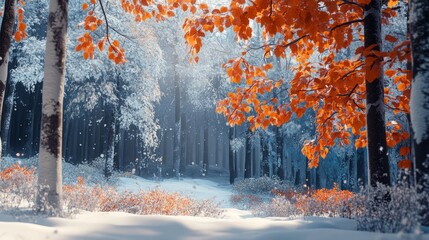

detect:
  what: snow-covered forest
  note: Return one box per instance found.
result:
[0,0,429,239]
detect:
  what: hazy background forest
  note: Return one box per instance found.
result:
[2,0,410,190]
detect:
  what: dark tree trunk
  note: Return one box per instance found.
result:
[1,80,15,155]
[364,0,390,187]
[275,127,284,180]
[262,140,269,176]
[244,128,252,178]
[228,127,235,184]
[0,0,16,158]
[410,0,429,226]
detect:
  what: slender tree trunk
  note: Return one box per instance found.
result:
[1,81,16,155]
[244,128,252,178]
[262,140,269,176]
[410,0,429,226]
[0,0,16,158]
[180,112,187,172]
[228,126,235,184]
[275,127,284,180]
[173,64,181,179]
[106,115,115,177]
[364,0,390,187]
[37,0,68,215]
[203,127,209,174]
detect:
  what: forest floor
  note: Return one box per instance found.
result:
[1,172,429,239]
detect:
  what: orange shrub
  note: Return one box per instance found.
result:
[0,164,35,181]
[293,183,354,216]
[63,176,223,217]
[0,164,37,208]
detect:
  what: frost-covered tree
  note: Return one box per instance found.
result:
[409,0,429,226]
[64,1,164,173]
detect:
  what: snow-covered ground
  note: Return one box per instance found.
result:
[0,176,428,240]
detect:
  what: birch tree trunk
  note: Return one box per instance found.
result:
[409,0,429,226]
[37,0,68,215]
[364,0,390,187]
[0,0,16,158]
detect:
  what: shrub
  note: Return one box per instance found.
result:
[230,193,264,210]
[256,183,354,218]
[293,183,354,217]
[0,164,37,210]
[352,183,423,233]
[233,176,291,195]
[63,177,224,217]
[254,196,297,217]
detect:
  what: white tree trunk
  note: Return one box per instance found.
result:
[37,0,68,215]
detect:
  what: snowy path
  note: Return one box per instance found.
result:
[0,177,428,240]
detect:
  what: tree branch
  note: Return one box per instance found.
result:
[330,19,363,33]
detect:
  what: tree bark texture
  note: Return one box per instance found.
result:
[37,0,68,215]
[364,0,390,187]
[0,0,16,158]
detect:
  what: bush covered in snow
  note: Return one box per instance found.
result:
[230,194,265,210]
[243,177,425,233]
[0,164,37,210]
[232,176,292,195]
[253,196,298,217]
[352,183,424,233]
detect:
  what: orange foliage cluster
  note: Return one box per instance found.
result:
[77,0,126,63]
[179,0,411,169]
[63,177,220,216]
[273,183,354,216]
[13,1,26,42]
[0,164,35,181]
[78,0,204,63]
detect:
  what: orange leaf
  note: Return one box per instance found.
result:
[399,146,410,156]
[18,22,26,32]
[397,82,406,91]
[90,0,96,4]
[82,2,89,10]
[13,31,22,42]
[321,148,329,159]
[387,0,399,8]
[385,69,396,78]
[397,159,411,169]
[112,40,120,48]
[97,40,104,51]
[385,35,397,43]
